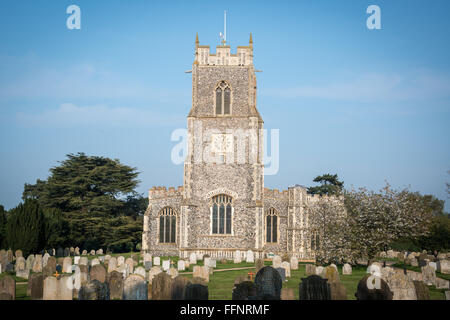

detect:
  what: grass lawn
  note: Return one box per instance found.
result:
[6,254,448,300]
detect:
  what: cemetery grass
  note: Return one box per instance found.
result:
[392,262,450,281]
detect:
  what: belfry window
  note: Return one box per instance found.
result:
[159,207,176,243]
[215,81,231,115]
[266,208,278,243]
[211,194,233,234]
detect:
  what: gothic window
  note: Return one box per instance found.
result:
[215,81,231,115]
[266,208,278,243]
[159,207,176,243]
[310,233,320,250]
[211,194,233,234]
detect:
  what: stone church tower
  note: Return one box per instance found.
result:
[142,34,326,260]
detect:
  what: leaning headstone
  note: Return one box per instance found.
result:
[290,257,298,270]
[185,283,208,300]
[325,265,340,283]
[330,282,347,300]
[171,276,190,300]
[108,257,118,273]
[272,255,282,269]
[90,264,107,283]
[151,272,173,300]
[355,274,393,300]
[299,275,331,300]
[177,260,186,271]
[153,256,161,266]
[107,271,124,300]
[234,250,242,264]
[62,257,72,273]
[28,273,44,300]
[255,266,282,300]
[413,280,430,300]
[246,250,254,263]
[0,275,15,300]
[281,288,295,300]
[162,260,170,271]
[193,265,209,282]
[421,265,436,286]
[78,280,110,300]
[232,281,258,300]
[342,263,352,275]
[189,253,197,264]
[123,274,147,300]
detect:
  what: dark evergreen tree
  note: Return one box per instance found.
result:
[0,205,7,249]
[307,173,344,196]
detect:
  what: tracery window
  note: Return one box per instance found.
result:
[266,208,278,243]
[215,81,231,115]
[211,194,233,234]
[159,207,176,243]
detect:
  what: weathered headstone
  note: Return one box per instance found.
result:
[15,256,29,279]
[90,250,95,256]
[15,249,23,259]
[107,270,124,300]
[28,273,44,300]
[330,282,347,300]
[134,266,146,279]
[43,256,57,277]
[42,252,50,267]
[56,247,63,257]
[0,275,15,300]
[290,256,298,270]
[421,265,436,286]
[90,264,107,283]
[435,277,450,289]
[91,258,100,266]
[43,276,73,300]
[62,257,72,273]
[324,265,340,283]
[280,261,291,278]
[281,288,295,300]
[177,260,185,271]
[189,253,197,264]
[185,283,208,300]
[107,257,118,273]
[232,281,258,300]
[6,249,13,263]
[151,272,173,300]
[148,266,162,284]
[193,265,209,282]
[272,255,282,268]
[255,258,265,273]
[342,263,352,275]
[32,254,42,273]
[78,257,88,266]
[246,250,254,263]
[299,275,331,300]
[64,247,70,257]
[305,264,316,276]
[153,256,160,266]
[254,266,282,300]
[234,250,242,264]
[171,276,190,300]
[355,274,393,300]
[162,260,170,271]
[168,267,179,278]
[81,250,87,256]
[78,280,110,300]
[123,274,147,300]
[440,259,450,274]
[413,280,430,300]
[96,249,103,255]
[26,254,34,271]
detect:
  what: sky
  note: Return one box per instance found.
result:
[0,0,449,211]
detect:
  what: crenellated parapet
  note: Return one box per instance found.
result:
[148,186,184,200]
[263,187,288,200]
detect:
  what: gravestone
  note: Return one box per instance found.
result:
[134,266,146,279]
[91,258,100,266]
[325,265,340,283]
[255,258,265,273]
[108,257,117,273]
[185,283,208,300]
[15,256,29,279]
[234,250,242,263]
[152,272,173,300]
[90,264,107,283]
[168,267,179,278]
[15,249,23,259]
[281,288,295,300]
[193,265,209,282]
[43,257,57,277]
[43,276,73,300]
[272,255,282,268]
[421,265,436,286]
[440,259,450,274]
[445,291,450,300]
[90,250,95,256]
[305,264,316,276]
[148,266,163,284]
[56,247,63,257]
[281,261,291,278]
[78,280,110,300]
[171,276,190,300]
[26,254,34,271]
[290,257,298,270]
[413,280,430,300]
[330,282,347,300]
[108,270,124,300]
[246,250,254,263]
[342,263,352,275]
[299,275,331,300]
[435,278,450,289]
[123,274,147,300]
[355,274,393,300]
[74,256,80,265]
[153,256,161,266]
[0,275,15,300]
[189,253,197,264]
[254,266,282,300]
[162,260,170,271]
[62,257,72,273]
[177,260,185,271]
[0,250,7,271]
[123,258,133,274]
[28,273,44,300]
[275,267,286,282]
[70,247,74,255]
[96,249,103,255]
[232,281,257,300]
[78,256,88,266]
[42,252,50,267]
[429,261,437,271]
[6,250,13,263]
[64,247,70,257]
[82,250,87,256]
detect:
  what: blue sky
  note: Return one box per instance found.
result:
[0,0,449,210]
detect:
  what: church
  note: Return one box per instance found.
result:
[142,34,326,261]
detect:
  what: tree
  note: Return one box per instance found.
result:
[307,173,344,196]
[23,152,140,216]
[5,199,46,256]
[43,208,70,249]
[0,205,7,249]
[344,184,433,260]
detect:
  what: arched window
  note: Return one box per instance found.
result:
[311,233,320,250]
[159,207,176,243]
[215,81,231,115]
[266,208,278,243]
[211,194,233,234]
